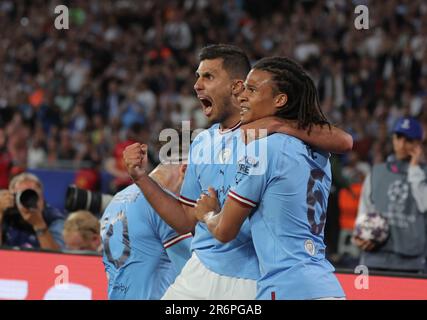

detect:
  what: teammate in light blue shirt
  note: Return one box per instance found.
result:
[231,134,344,299]
[179,122,260,279]
[101,164,192,300]
[195,56,345,300]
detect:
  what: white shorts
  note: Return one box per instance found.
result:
[162,252,257,300]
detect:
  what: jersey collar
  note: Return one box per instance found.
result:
[218,121,241,134]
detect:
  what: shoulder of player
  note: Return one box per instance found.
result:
[108,185,152,213]
[263,133,305,152]
[239,134,290,170]
[189,124,217,146]
[111,184,139,199]
[261,134,313,168]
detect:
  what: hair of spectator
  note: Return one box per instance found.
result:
[63,210,100,241]
[253,56,330,132]
[199,44,251,79]
[9,172,43,192]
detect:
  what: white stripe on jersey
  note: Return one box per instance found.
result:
[178,195,197,207]
[228,190,257,208]
[163,232,193,249]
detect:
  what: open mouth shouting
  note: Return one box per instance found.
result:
[198,95,214,117]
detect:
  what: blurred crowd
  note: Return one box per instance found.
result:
[1,0,427,264]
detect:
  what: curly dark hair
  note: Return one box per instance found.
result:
[253,56,330,132]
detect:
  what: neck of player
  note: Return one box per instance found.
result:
[220,114,241,131]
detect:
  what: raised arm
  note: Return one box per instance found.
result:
[281,121,353,154]
[123,143,197,234]
[241,116,353,154]
[408,145,427,213]
[195,188,251,243]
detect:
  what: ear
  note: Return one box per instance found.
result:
[274,93,287,110]
[179,164,187,176]
[231,80,244,95]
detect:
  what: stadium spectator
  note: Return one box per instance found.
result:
[353,117,427,273]
[63,210,101,253]
[324,155,351,263]
[105,122,151,193]
[27,123,48,169]
[336,151,370,265]
[0,128,12,189]
[0,173,66,250]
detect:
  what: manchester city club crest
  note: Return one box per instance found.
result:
[219,148,231,164]
[304,239,316,256]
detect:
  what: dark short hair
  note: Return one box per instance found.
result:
[199,44,251,79]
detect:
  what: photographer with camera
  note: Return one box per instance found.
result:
[0,173,65,250]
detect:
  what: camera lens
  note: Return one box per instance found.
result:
[17,189,39,209]
[65,185,113,216]
[65,185,87,212]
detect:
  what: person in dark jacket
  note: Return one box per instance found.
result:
[0,173,65,250]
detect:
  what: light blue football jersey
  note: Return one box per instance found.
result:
[101,184,192,300]
[179,122,260,280]
[229,133,345,299]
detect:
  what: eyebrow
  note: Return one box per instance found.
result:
[245,79,271,89]
[196,71,214,77]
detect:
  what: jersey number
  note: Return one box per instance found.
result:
[306,169,327,235]
[103,211,131,268]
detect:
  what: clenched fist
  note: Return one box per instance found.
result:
[194,187,220,222]
[123,143,149,182]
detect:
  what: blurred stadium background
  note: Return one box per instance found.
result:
[0,0,427,299]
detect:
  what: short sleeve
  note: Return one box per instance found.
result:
[179,163,200,207]
[228,139,273,208]
[179,132,206,207]
[154,212,192,273]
